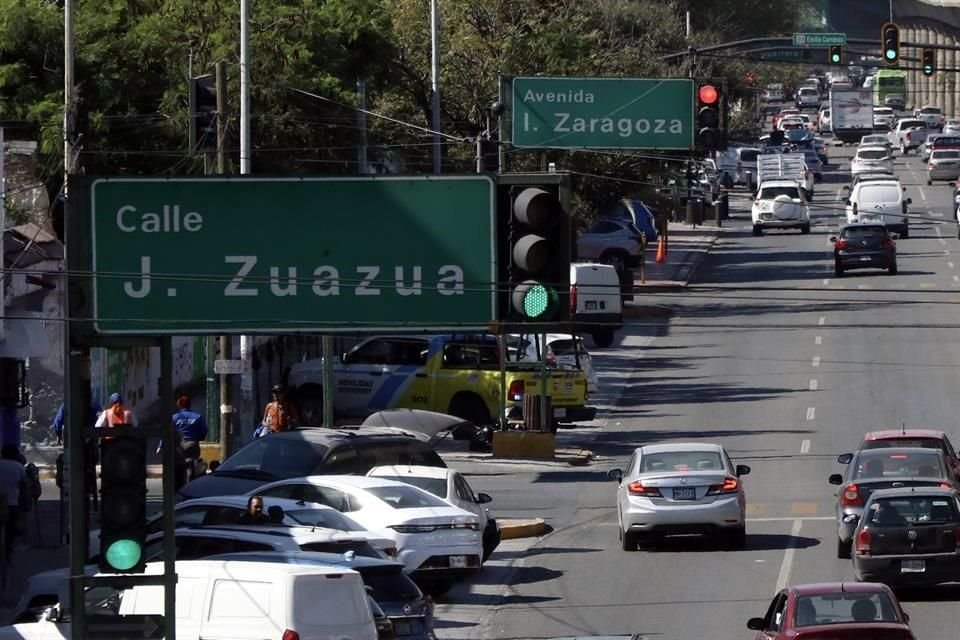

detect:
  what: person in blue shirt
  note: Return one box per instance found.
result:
[51,401,103,445]
[157,396,208,490]
[51,400,103,511]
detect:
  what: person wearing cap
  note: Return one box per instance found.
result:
[158,396,208,490]
[95,392,137,429]
[261,385,300,434]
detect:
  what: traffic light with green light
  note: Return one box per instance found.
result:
[501,184,571,324]
[923,48,935,76]
[829,45,843,65]
[881,22,900,65]
[99,433,148,573]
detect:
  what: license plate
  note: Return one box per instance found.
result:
[393,621,413,635]
[449,555,467,568]
[585,301,597,310]
[901,559,925,573]
[673,487,697,500]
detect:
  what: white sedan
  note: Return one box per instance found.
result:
[367,464,501,562]
[253,475,482,593]
[851,146,894,176]
[608,442,750,551]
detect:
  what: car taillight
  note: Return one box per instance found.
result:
[754,199,760,206]
[627,481,662,497]
[706,477,739,495]
[508,380,525,401]
[570,284,577,313]
[841,483,863,507]
[907,132,912,141]
[856,528,872,555]
[882,238,894,248]
[940,482,953,489]
[282,630,300,640]
[836,239,848,250]
[929,163,936,168]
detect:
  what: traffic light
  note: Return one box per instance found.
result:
[881,22,900,65]
[500,183,571,324]
[923,48,935,76]
[99,433,148,573]
[696,83,721,152]
[189,74,217,152]
[829,45,843,65]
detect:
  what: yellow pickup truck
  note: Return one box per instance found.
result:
[286,334,591,427]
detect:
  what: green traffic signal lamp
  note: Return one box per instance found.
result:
[512,280,558,320]
[105,538,143,572]
[881,22,900,65]
[99,434,148,573]
[830,45,842,65]
[923,48,935,76]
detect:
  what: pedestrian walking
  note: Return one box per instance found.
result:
[157,396,208,491]
[0,445,26,559]
[261,385,299,434]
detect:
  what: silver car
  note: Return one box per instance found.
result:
[873,107,896,130]
[608,443,750,550]
[928,148,960,184]
[576,218,644,272]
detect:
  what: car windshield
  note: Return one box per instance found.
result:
[921,107,942,114]
[759,186,800,200]
[800,88,817,95]
[875,108,893,115]
[867,496,959,526]
[739,150,759,162]
[862,438,945,453]
[861,137,886,145]
[794,593,899,627]
[365,485,450,508]
[359,566,423,601]
[858,149,889,160]
[858,186,901,203]
[901,120,925,129]
[852,451,945,480]
[934,137,960,147]
[374,475,447,499]
[842,226,886,239]
[932,150,960,159]
[640,450,724,472]
[217,437,327,480]
[285,508,364,531]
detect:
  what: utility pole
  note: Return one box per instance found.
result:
[215,61,233,456]
[238,0,254,437]
[430,0,441,174]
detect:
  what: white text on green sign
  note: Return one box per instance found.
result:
[792,33,846,47]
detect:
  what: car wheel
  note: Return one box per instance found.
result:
[835,261,844,277]
[726,524,747,550]
[956,225,960,240]
[801,223,811,234]
[482,522,501,564]
[928,179,933,186]
[621,528,637,551]
[900,227,909,239]
[888,261,898,275]
[837,536,852,559]
[752,224,762,237]
[900,143,908,155]
[295,384,324,426]
[591,328,615,349]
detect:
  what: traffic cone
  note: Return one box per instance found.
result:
[655,236,666,264]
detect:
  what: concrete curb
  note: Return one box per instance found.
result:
[498,518,548,540]
[630,230,723,294]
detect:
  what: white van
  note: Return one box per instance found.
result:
[0,560,377,640]
[845,179,912,236]
[570,263,623,348]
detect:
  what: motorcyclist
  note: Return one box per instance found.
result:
[158,396,208,490]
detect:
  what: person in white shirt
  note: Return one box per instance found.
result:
[95,392,138,430]
[0,444,25,557]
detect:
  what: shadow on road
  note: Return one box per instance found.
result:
[638,532,820,553]
[491,546,602,560]
[894,583,960,603]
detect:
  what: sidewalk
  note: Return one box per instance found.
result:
[631,222,722,294]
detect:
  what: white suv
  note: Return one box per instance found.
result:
[914,105,945,130]
[751,179,811,236]
[795,87,820,110]
[845,179,912,237]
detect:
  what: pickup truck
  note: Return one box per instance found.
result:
[887,118,929,155]
[286,334,591,428]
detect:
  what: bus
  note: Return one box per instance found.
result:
[874,69,907,110]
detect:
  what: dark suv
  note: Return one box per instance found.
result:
[178,427,445,501]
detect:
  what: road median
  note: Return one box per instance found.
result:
[498,518,548,540]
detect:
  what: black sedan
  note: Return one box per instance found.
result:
[852,486,960,587]
[831,224,897,277]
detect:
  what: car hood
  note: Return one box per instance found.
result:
[178,472,271,501]
[361,409,472,443]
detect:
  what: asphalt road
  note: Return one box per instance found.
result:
[435,126,960,639]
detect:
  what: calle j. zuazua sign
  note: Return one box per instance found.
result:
[86,177,497,334]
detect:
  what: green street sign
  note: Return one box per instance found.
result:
[510,77,694,150]
[88,177,496,334]
[793,33,846,47]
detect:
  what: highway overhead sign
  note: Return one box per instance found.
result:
[510,77,694,150]
[87,176,497,334]
[793,33,846,47]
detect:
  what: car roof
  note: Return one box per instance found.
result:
[638,443,724,454]
[269,474,415,489]
[789,582,891,596]
[368,464,450,480]
[866,486,957,499]
[206,550,405,571]
[857,145,891,152]
[865,429,946,441]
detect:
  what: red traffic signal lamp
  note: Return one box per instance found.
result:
[696,83,723,151]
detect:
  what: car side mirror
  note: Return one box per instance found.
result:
[736,464,751,477]
[340,352,349,363]
[837,453,853,464]
[842,185,850,191]
[607,468,623,482]
[844,199,851,206]
[747,617,766,631]
[891,233,900,240]
[476,492,493,504]
[906,198,913,205]
[829,236,838,243]
[43,605,61,623]
[903,612,910,623]
[829,473,844,485]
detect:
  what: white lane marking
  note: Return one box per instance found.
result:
[936,226,946,245]
[809,379,818,391]
[800,439,811,454]
[822,278,830,286]
[949,262,955,269]
[750,516,834,523]
[775,520,803,591]
[806,407,816,421]
[919,187,927,201]
[955,275,960,283]
[818,316,826,326]
[812,356,821,367]
[834,187,846,202]
[932,212,945,217]
[815,336,822,345]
